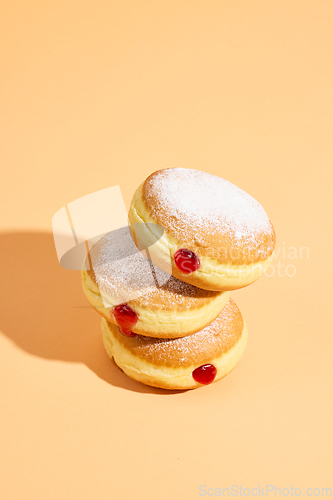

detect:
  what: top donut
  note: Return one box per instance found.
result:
[128,168,276,291]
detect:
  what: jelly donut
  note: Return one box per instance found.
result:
[82,227,230,338]
[101,298,248,390]
[128,168,276,291]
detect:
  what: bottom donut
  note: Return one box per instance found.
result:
[101,298,248,390]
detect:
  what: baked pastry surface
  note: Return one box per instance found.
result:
[101,298,248,390]
[82,227,230,337]
[129,168,276,290]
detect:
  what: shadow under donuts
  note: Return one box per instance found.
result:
[0,231,183,395]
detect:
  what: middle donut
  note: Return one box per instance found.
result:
[81,226,230,338]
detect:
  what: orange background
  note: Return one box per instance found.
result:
[1,1,332,499]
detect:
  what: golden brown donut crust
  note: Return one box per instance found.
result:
[109,298,243,368]
[82,227,230,337]
[141,168,276,266]
[84,228,224,312]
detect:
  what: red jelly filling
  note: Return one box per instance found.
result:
[174,248,200,274]
[192,364,217,385]
[113,304,138,337]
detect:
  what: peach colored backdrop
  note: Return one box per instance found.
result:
[1,1,332,499]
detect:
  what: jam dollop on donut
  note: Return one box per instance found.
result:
[174,248,200,274]
[192,364,217,385]
[113,304,138,337]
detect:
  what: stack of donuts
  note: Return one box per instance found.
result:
[82,168,276,390]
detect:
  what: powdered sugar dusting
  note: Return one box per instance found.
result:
[146,168,272,241]
[119,298,243,367]
[87,226,216,306]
